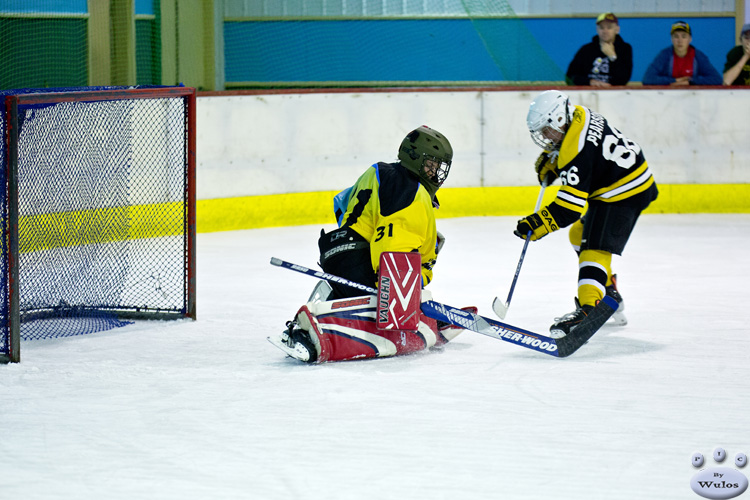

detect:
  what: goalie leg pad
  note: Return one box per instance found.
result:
[377,251,422,331]
[307,296,398,362]
[374,315,437,355]
[294,305,329,362]
[288,295,442,362]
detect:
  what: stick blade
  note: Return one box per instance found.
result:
[555,296,618,358]
[492,297,509,319]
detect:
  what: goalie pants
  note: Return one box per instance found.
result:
[318,227,375,300]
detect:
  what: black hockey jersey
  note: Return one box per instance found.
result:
[546,105,658,228]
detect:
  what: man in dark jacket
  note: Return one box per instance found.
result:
[566,13,633,87]
[722,23,750,85]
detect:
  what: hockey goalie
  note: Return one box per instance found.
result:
[268,126,474,363]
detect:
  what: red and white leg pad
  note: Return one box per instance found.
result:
[376,251,423,331]
[291,294,439,363]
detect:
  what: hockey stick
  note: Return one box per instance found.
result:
[270,257,617,358]
[492,178,549,320]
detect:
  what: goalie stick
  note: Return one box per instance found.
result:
[270,257,618,358]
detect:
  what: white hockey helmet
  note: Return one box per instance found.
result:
[526,90,575,150]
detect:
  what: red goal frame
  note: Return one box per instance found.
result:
[2,86,196,363]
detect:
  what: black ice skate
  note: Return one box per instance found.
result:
[605,274,627,326]
[267,320,318,363]
[550,303,595,339]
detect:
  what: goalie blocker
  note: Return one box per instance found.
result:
[269,252,475,363]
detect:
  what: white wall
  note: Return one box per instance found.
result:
[222,0,735,17]
[196,89,750,200]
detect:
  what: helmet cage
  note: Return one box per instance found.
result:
[421,154,451,188]
[398,126,453,197]
[530,125,564,151]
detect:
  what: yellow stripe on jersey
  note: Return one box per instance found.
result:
[589,162,656,203]
[554,185,588,213]
[558,107,588,165]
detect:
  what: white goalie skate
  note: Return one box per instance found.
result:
[267,320,317,363]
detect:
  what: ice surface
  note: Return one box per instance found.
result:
[1,214,749,500]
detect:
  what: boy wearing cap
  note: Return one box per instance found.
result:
[722,23,750,85]
[642,21,722,85]
[566,13,633,86]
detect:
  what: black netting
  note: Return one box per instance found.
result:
[0,93,8,355]
[1,87,190,348]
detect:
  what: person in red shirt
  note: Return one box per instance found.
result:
[642,21,722,85]
[670,21,696,85]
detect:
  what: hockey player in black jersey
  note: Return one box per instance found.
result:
[515,90,658,338]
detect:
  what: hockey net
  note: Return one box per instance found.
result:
[1,86,196,363]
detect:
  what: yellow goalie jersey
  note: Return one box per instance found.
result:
[545,105,658,228]
[337,162,438,286]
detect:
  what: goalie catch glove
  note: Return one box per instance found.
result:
[535,151,559,185]
[514,208,559,241]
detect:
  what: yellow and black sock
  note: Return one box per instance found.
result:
[577,249,612,307]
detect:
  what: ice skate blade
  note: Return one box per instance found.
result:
[548,328,567,339]
[608,310,628,326]
[267,335,312,362]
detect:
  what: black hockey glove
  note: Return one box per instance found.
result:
[514,208,559,241]
[535,152,559,185]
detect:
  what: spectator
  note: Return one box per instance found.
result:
[566,13,633,86]
[642,21,722,85]
[723,23,750,85]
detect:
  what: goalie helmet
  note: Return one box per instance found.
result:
[398,125,453,198]
[527,90,575,151]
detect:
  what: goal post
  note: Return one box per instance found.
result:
[1,86,196,363]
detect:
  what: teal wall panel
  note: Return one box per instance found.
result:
[225,17,735,84]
